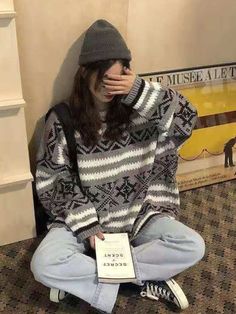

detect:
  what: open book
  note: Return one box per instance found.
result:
[95,233,136,283]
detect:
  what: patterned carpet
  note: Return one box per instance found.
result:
[0,180,235,314]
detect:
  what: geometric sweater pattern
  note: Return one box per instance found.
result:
[36,77,197,241]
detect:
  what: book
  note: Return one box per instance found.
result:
[95,233,136,283]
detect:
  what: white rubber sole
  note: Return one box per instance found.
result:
[49,288,66,303]
[166,279,189,310]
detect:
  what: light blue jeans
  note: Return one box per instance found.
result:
[30,217,205,313]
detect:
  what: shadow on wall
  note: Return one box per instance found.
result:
[29,32,85,177]
[51,31,85,106]
[28,32,85,235]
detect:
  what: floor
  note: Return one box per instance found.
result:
[0,180,235,314]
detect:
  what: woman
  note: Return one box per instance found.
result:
[31,19,205,313]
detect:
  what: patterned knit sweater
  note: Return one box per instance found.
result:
[36,77,197,241]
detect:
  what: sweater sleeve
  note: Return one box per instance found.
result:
[35,111,102,241]
[122,77,198,148]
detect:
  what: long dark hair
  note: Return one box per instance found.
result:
[69,59,135,147]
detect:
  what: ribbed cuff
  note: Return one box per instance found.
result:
[75,222,103,241]
[121,76,143,106]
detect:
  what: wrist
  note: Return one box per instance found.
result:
[121,76,144,105]
[75,223,103,241]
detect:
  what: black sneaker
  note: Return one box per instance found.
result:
[140,279,189,310]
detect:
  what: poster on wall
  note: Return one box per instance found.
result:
[140,63,236,191]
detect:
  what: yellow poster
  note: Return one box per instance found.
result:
[140,63,236,191]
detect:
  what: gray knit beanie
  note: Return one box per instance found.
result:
[79,19,131,65]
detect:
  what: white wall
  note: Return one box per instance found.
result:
[127,0,236,73]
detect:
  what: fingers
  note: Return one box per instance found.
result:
[104,74,127,81]
[103,68,134,83]
[102,81,128,94]
[105,90,126,95]
[89,232,105,250]
[96,231,105,240]
[123,67,133,75]
[102,68,135,95]
[89,236,95,250]
[104,84,125,91]
[103,79,126,86]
